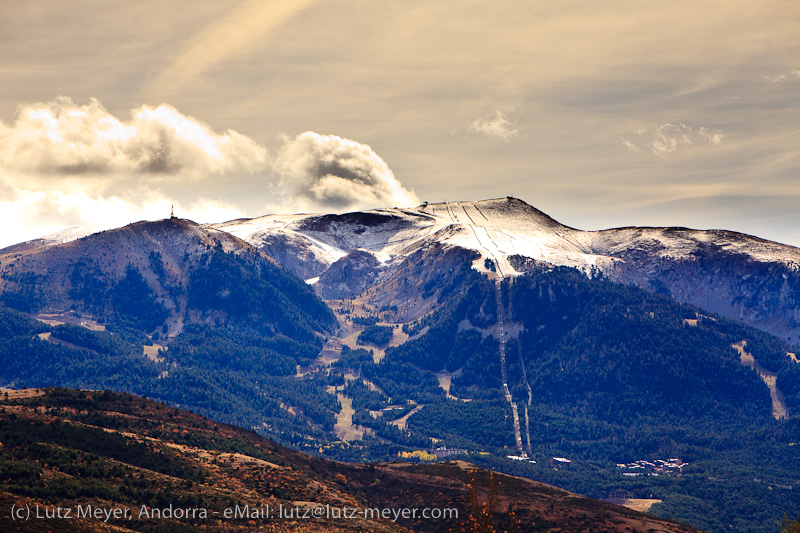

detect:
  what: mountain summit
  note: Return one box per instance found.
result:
[211,197,800,343]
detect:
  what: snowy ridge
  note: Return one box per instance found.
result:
[209,197,611,278]
[581,226,800,269]
[209,197,800,280]
[212,213,350,268]
[0,227,95,255]
[35,227,95,245]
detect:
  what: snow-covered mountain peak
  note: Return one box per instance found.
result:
[210,196,800,281]
[209,197,593,278]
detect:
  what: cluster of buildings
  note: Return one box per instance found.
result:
[396,447,469,461]
[506,454,537,463]
[432,446,467,460]
[506,454,571,466]
[617,458,686,476]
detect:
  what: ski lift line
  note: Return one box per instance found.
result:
[488,238,505,255]
[523,405,532,455]
[460,203,478,226]
[515,322,534,452]
[473,204,490,221]
[447,202,460,224]
[497,278,529,453]
[495,278,523,455]
[467,225,505,279]
[443,202,453,222]
[452,202,463,225]
[467,225,503,277]
[517,333,533,407]
[511,403,523,451]
[494,228,520,246]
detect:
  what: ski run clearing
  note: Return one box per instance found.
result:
[733,341,789,419]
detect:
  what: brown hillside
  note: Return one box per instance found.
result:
[0,388,698,532]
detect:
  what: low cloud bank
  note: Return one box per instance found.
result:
[0,97,267,180]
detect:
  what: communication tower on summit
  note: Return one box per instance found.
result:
[170,205,175,218]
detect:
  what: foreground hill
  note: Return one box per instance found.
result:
[0,388,698,532]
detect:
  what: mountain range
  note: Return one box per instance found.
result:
[1,197,798,532]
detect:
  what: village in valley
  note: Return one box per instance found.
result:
[617,458,687,476]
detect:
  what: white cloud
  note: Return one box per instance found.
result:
[468,111,520,140]
[623,123,725,157]
[273,131,419,211]
[0,97,264,247]
[765,73,786,83]
[697,127,724,146]
[0,97,268,185]
[622,139,640,152]
[649,123,694,157]
[0,188,245,248]
[765,69,800,83]
[0,97,425,247]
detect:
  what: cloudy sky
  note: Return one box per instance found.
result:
[1,1,798,247]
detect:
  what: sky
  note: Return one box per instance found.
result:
[0,0,798,248]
